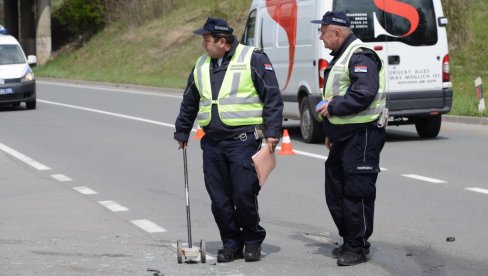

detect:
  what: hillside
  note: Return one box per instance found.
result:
[35,0,488,117]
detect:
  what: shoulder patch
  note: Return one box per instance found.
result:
[264,63,274,71]
[354,65,368,73]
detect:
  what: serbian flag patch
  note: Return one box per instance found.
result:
[264,63,274,71]
[354,65,368,73]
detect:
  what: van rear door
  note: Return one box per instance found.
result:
[334,0,447,108]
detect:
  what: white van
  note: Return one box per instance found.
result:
[0,33,37,109]
[242,0,452,142]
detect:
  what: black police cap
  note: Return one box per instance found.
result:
[311,11,351,27]
[193,17,234,35]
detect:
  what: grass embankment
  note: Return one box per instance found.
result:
[35,0,488,117]
[36,0,250,88]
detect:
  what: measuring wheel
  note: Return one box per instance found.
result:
[177,240,183,264]
[200,239,206,263]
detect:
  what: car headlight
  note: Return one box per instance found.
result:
[21,71,35,82]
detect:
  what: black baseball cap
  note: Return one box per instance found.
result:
[311,11,351,27]
[193,17,234,35]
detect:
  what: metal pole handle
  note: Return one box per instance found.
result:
[182,148,192,248]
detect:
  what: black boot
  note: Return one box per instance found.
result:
[244,244,261,262]
[332,245,370,258]
[217,248,243,263]
[337,251,367,266]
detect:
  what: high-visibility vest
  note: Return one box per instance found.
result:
[324,39,386,125]
[193,44,264,127]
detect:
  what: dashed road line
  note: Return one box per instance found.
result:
[98,200,129,212]
[466,187,488,195]
[131,219,167,233]
[402,174,446,184]
[0,142,51,170]
[73,186,98,195]
[51,174,72,182]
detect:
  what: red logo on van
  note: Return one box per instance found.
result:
[266,0,297,90]
[373,0,419,37]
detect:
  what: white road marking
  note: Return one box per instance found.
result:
[50,174,72,182]
[39,100,177,129]
[98,200,129,212]
[0,142,51,171]
[37,80,182,99]
[131,219,167,233]
[466,187,488,195]
[171,243,215,260]
[402,174,446,183]
[73,186,98,195]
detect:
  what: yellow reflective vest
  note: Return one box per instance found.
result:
[324,39,386,125]
[193,44,264,127]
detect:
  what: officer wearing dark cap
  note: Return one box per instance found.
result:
[312,11,387,266]
[174,17,283,263]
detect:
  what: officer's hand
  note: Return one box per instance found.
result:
[177,140,188,149]
[317,99,332,118]
[325,137,332,150]
[266,137,279,153]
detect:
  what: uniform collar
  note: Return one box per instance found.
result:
[330,33,357,58]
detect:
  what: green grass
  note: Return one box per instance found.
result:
[35,0,488,117]
[449,0,488,116]
[36,0,250,88]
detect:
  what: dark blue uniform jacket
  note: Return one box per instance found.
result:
[323,34,382,142]
[174,39,283,142]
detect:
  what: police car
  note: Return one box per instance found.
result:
[0,27,37,109]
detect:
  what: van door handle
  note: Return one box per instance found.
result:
[388,55,400,65]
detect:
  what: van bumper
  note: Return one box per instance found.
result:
[387,87,453,117]
[0,80,36,105]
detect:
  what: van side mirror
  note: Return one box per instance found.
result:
[27,55,37,65]
[438,17,448,27]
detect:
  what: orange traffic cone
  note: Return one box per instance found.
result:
[192,125,205,140]
[278,129,296,155]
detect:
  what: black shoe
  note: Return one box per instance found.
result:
[332,245,370,258]
[217,247,243,263]
[337,251,367,266]
[244,244,261,262]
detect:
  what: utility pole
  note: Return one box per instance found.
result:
[4,0,19,38]
[36,0,51,65]
[20,0,35,55]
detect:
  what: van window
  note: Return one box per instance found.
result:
[0,45,26,65]
[334,0,438,46]
[242,9,257,46]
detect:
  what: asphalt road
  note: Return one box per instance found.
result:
[1,79,487,275]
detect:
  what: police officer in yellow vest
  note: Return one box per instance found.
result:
[312,11,387,266]
[174,17,283,263]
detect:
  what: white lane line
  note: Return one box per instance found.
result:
[466,187,488,195]
[38,100,177,129]
[98,200,129,212]
[50,174,72,182]
[170,243,215,260]
[402,174,446,184]
[37,80,182,99]
[131,219,167,233]
[0,142,51,171]
[73,186,98,195]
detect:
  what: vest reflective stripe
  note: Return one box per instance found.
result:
[324,39,386,125]
[194,44,264,126]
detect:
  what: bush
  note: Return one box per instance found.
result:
[52,0,105,49]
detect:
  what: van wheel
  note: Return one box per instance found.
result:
[415,115,441,138]
[300,98,324,143]
[26,100,36,110]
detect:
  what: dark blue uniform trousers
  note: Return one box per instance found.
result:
[325,125,385,254]
[201,133,265,249]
